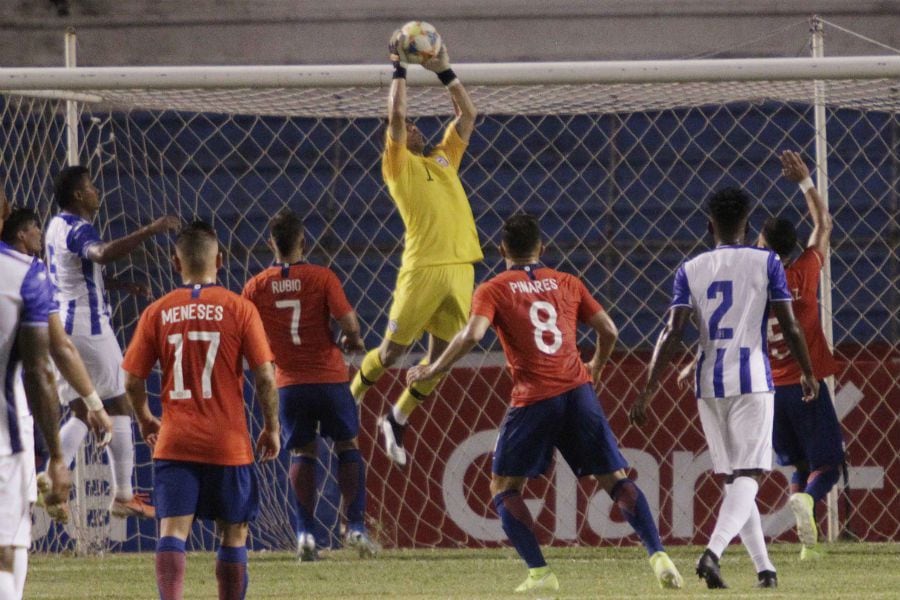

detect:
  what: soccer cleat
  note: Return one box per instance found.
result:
[800,544,825,561]
[789,492,818,547]
[297,532,318,562]
[377,412,408,467]
[756,570,778,588]
[345,529,380,558]
[110,492,155,519]
[696,549,728,589]
[649,551,683,589]
[514,568,559,595]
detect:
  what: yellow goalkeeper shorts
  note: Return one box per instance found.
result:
[385,263,474,346]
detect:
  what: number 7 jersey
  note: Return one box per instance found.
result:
[470,264,604,407]
[670,246,793,399]
[121,284,274,465]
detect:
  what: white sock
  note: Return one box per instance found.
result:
[708,476,759,558]
[392,404,408,426]
[60,417,89,468]
[107,416,134,500]
[737,487,776,573]
[13,547,27,599]
[0,571,16,599]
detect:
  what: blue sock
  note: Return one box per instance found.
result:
[216,545,248,600]
[610,479,664,556]
[289,455,317,536]
[493,490,546,569]
[805,466,840,503]
[338,449,366,532]
[791,470,809,494]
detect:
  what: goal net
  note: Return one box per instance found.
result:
[1,57,897,553]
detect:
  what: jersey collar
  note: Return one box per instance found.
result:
[179,282,220,299]
[508,262,542,280]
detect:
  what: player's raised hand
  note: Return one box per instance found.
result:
[423,44,450,73]
[780,150,810,183]
[406,364,433,386]
[676,361,695,391]
[800,373,819,403]
[389,28,406,68]
[148,215,181,235]
[43,456,72,523]
[255,427,280,462]
[86,407,113,449]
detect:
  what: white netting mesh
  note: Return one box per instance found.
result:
[2,69,897,553]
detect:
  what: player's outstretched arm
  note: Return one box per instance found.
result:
[387,30,408,143]
[630,306,691,426]
[18,324,71,510]
[48,313,112,446]
[585,309,618,389]
[407,315,490,385]
[124,372,160,448]
[781,150,832,257]
[771,301,819,402]
[85,215,180,265]
[423,45,477,143]
[252,361,280,462]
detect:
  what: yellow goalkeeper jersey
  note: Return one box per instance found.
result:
[382,124,483,269]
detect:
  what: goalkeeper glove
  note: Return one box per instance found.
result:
[389,29,407,79]
[424,45,457,85]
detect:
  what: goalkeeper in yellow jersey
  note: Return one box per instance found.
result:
[350,32,482,467]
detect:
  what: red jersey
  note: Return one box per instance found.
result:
[767,247,840,385]
[242,263,353,387]
[122,284,274,465]
[470,265,604,406]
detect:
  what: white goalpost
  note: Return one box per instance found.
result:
[1,29,898,554]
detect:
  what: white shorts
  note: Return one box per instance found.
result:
[697,392,774,475]
[56,331,125,404]
[0,451,33,547]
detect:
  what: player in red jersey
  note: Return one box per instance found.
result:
[408,214,682,595]
[759,150,845,560]
[242,209,377,561]
[122,222,279,600]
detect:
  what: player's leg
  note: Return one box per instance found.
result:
[206,464,258,600]
[153,460,202,600]
[492,398,562,594]
[280,384,320,561]
[156,515,193,600]
[733,474,778,588]
[216,521,250,600]
[104,394,153,517]
[0,547,16,598]
[0,450,30,599]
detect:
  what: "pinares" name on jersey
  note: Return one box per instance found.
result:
[507,278,560,294]
[161,303,225,325]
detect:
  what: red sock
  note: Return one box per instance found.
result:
[156,536,186,600]
[216,546,248,600]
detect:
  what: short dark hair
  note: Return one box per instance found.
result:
[0,208,39,245]
[268,209,303,257]
[175,220,218,272]
[762,217,798,257]
[708,187,751,234]
[54,165,91,210]
[502,213,541,258]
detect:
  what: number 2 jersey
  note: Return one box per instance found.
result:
[121,284,274,465]
[242,262,353,387]
[670,245,793,399]
[470,264,604,407]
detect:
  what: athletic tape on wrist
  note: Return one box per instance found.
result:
[437,69,457,86]
[798,177,815,194]
[393,64,407,79]
[83,391,103,412]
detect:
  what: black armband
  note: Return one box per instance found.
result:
[437,68,457,86]
[393,64,407,79]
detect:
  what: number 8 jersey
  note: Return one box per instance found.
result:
[122,284,274,465]
[670,246,792,399]
[470,264,604,407]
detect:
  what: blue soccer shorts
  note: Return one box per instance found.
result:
[279,383,359,450]
[492,383,628,478]
[153,460,259,524]
[773,380,845,470]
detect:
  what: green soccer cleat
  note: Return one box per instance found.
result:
[514,567,559,596]
[789,492,819,547]
[800,543,825,561]
[649,551,683,589]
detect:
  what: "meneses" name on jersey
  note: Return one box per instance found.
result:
[161,303,225,325]
[507,278,559,295]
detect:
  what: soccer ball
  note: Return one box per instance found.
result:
[395,21,442,65]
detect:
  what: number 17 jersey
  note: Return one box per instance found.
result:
[670,246,792,399]
[470,264,604,407]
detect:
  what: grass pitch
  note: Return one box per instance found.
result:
[26,542,899,599]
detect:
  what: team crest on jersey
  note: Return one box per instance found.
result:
[435,156,449,168]
[388,319,398,333]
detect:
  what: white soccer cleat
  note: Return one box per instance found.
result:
[345,529,380,559]
[377,414,408,467]
[297,532,318,562]
[789,492,818,547]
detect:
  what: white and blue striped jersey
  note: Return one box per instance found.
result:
[45,212,113,337]
[670,245,792,399]
[0,241,55,456]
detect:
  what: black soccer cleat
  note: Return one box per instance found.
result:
[696,549,728,589]
[756,570,778,589]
